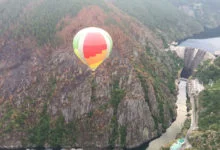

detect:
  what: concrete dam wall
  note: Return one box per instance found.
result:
[170,46,215,78]
[181,48,206,78]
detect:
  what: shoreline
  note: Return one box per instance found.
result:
[177,25,220,45]
[146,79,187,150]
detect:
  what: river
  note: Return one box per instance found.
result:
[146,80,187,150]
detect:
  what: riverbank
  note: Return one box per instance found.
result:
[161,78,204,150]
[179,37,220,53]
[146,80,187,150]
[177,26,220,44]
[169,26,220,55]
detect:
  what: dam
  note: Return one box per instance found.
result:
[169,45,215,78]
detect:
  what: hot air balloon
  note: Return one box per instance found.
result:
[73,27,113,71]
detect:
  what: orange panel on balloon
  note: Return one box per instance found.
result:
[85,49,107,65]
[89,61,103,71]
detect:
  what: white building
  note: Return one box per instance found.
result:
[214,51,220,56]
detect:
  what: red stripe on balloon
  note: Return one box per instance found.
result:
[83,32,107,58]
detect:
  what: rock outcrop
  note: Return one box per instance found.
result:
[0,1,179,149]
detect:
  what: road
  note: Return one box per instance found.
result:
[182,79,204,149]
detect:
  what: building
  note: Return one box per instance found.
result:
[214,51,220,57]
[170,138,185,150]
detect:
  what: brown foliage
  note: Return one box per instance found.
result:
[56,4,162,60]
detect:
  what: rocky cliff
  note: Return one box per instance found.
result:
[0,1,182,149]
[170,0,220,29]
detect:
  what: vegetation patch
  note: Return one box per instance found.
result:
[119,125,127,147]
[194,58,220,131]
[48,114,65,148]
[0,0,32,35]
[195,58,220,84]
[188,57,220,149]
[28,104,50,147]
[2,0,108,46]
[153,80,165,128]
[91,78,97,101]
[198,85,220,131]
[137,73,149,104]
[138,49,183,131]
[28,106,78,147]
[109,80,125,148]
[113,0,203,41]
[46,76,57,100]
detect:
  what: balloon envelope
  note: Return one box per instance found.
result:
[73,27,113,71]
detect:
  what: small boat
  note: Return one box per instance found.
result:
[170,138,185,150]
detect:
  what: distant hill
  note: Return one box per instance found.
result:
[170,0,220,28]
[113,0,204,42]
[113,0,220,42]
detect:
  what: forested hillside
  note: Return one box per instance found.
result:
[0,0,183,149]
[0,0,108,45]
[170,0,220,29]
[188,57,220,149]
[113,0,220,43]
[113,0,203,42]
